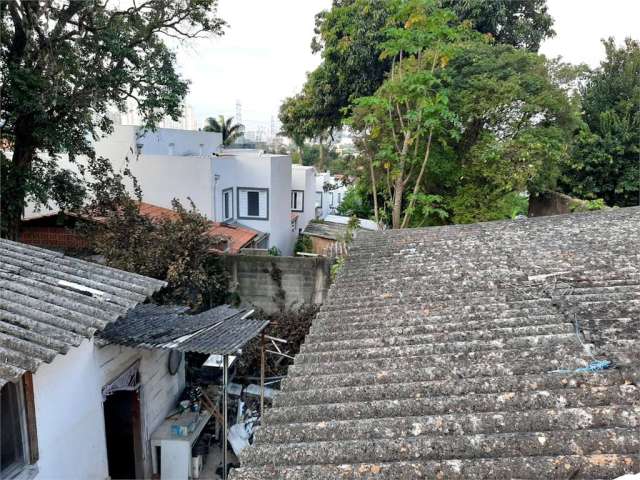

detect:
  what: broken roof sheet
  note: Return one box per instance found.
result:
[231,207,640,479]
[101,304,269,355]
[0,239,166,386]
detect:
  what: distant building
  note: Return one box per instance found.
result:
[315,171,350,219]
[113,102,198,131]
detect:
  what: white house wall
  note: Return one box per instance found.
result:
[291,166,316,234]
[126,154,215,218]
[136,128,222,156]
[95,343,185,479]
[268,155,295,255]
[32,339,184,480]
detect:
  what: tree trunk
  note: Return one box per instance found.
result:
[318,140,325,171]
[391,176,404,229]
[401,127,434,229]
[368,154,380,225]
[2,120,34,239]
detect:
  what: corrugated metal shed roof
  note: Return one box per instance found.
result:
[0,239,166,387]
[231,207,640,480]
[100,304,269,355]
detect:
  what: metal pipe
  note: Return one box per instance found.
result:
[223,354,228,479]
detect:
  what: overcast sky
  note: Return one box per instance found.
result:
[175,0,640,131]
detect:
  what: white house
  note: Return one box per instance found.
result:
[29,126,298,255]
[1,239,263,480]
[99,129,296,254]
[91,125,224,220]
[315,171,350,219]
[291,165,317,235]
[212,149,296,255]
[0,239,173,480]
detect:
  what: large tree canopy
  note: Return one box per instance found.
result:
[560,38,640,207]
[441,0,555,52]
[279,0,555,144]
[0,0,226,238]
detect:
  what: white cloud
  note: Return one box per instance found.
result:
[174,0,331,130]
[540,0,640,66]
[174,0,640,130]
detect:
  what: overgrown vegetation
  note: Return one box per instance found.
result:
[559,38,640,207]
[294,234,313,255]
[84,195,229,311]
[236,304,320,378]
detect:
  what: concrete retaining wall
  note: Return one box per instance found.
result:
[227,255,333,313]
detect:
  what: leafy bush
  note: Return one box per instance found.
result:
[294,235,313,254]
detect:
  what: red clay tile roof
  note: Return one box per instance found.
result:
[208,222,257,254]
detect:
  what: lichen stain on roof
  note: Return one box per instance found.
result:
[230,207,640,479]
[0,238,166,386]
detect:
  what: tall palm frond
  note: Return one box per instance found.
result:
[203,115,244,146]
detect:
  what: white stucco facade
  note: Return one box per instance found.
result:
[24,128,298,255]
[315,171,350,219]
[32,339,184,480]
[291,165,316,234]
[213,150,295,255]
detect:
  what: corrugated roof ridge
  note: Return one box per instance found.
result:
[231,207,640,479]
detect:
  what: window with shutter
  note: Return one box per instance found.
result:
[238,188,269,220]
[222,188,233,221]
[291,190,304,212]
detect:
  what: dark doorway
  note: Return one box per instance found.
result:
[103,390,142,479]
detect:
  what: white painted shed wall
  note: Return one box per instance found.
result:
[32,339,184,480]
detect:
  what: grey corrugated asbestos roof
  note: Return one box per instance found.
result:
[100,304,269,355]
[231,207,640,480]
[303,221,349,241]
[0,239,166,386]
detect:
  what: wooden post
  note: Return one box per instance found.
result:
[260,332,266,416]
[223,354,228,479]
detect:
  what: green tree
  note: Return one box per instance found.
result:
[278,0,397,145]
[349,0,478,228]
[203,115,245,146]
[560,38,640,207]
[441,0,554,51]
[279,0,554,148]
[441,42,578,222]
[348,13,575,227]
[0,0,226,239]
[87,198,229,310]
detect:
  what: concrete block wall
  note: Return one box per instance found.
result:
[227,255,333,314]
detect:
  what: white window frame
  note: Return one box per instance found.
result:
[222,188,233,222]
[315,191,323,208]
[291,190,304,212]
[237,188,269,220]
[1,379,31,479]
